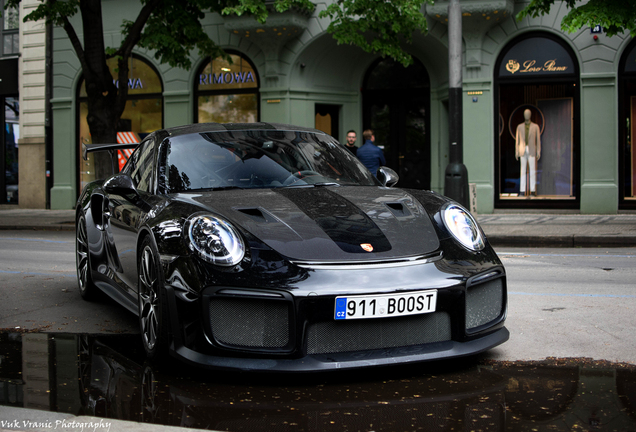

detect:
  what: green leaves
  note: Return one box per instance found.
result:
[319,0,431,66]
[11,0,432,69]
[8,0,80,26]
[221,0,314,23]
[222,0,270,23]
[133,0,219,69]
[517,0,636,37]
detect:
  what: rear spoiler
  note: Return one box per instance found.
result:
[82,142,140,176]
[82,142,139,161]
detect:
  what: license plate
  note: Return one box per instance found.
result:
[334,290,437,320]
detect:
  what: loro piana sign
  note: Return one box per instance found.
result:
[499,36,575,78]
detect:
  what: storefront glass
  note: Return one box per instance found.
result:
[195,53,258,123]
[78,56,163,191]
[495,33,579,208]
[619,39,636,208]
[3,97,18,203]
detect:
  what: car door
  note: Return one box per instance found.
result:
[105,138,156,294]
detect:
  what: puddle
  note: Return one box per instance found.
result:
[1,332,635,431]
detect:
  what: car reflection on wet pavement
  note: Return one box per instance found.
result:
[1,332,635,431]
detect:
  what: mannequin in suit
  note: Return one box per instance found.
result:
[515,109,541,196]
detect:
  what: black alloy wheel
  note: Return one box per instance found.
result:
[138,236,169,359]
[76,213,98,300]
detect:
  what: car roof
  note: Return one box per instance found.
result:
[155,122,329,139]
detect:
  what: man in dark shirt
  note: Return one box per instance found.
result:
[344,130,358,156]
[356,129,386,177]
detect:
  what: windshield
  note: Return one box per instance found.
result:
[157,129,379,193]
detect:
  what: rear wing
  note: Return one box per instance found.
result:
[82,142,139,161]
[82,142,140,176]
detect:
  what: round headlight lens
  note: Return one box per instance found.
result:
[442,204,485,251]
[186,214,245,266]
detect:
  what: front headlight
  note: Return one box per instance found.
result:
[185,214,245,266]
[442,204,485,251]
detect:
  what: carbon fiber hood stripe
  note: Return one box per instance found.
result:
[274,187,392,253]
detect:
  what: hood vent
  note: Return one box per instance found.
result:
[235,207,276,223]
[385,202,411,218]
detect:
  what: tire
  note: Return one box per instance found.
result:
[76,213,99,300]
[138,236,170,360]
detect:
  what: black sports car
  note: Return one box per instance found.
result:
[76,122,508,372]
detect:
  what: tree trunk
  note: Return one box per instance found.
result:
[79,0,128,180]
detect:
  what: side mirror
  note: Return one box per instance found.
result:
[103,174,138,196]
[377,166,399,187]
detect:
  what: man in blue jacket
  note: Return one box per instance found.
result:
[357,129,386,177]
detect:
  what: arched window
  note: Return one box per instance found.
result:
[77,55,163,190]
[494,32,579,208]
[195,52,259,123]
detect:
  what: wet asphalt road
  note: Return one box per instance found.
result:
[0,230,635,364]
[0,231,138,334]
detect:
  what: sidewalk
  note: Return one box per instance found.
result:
[1,206,635,247]
[476,212,636,247]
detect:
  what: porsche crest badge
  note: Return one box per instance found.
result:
[360,243,374,252]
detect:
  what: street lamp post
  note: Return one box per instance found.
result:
[444,0,469,208]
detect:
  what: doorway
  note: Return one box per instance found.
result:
[315,104,340,139]
[362,57,430,189]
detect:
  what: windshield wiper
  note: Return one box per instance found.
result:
[196,186,245,191]
[283,182,340,189]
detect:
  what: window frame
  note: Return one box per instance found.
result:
[493,31,581,210]
[1,0,19,57]
[193,51,260,124]
[76,54,164,196]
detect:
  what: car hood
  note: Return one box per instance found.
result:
[186,186,440,262]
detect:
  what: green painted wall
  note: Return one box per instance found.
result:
[580,76,619,213]
[50,98,76,210]
[463,82,495,214]
[164,91,192,128]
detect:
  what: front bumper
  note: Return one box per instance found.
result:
[171,327,509,372]
[162,248,508,372]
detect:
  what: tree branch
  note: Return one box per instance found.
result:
[115,0,162,59]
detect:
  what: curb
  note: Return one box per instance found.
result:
[0,224,75,231]
[487,235,636,248]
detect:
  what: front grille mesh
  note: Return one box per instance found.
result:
[466,278,503,330]
[209,297,289,348]
[306,312,451,355]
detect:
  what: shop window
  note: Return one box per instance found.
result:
[619,39,636,209]
[77,55,163,190]
[195,52,259,123]
[2,97,18,203]
[495,33,579,208]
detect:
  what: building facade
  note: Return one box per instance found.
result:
[43,0,635,213]
[0,0,48,208]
